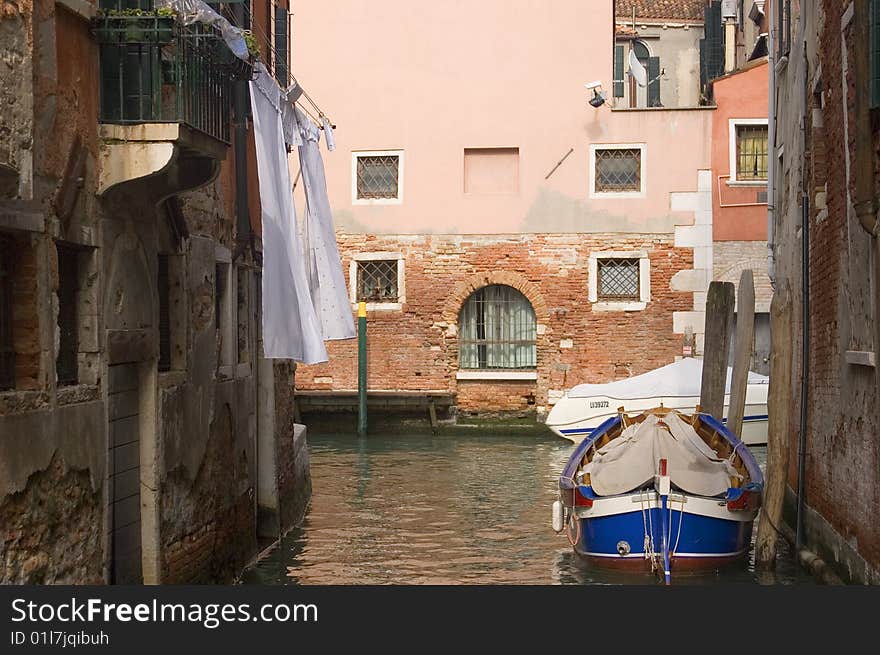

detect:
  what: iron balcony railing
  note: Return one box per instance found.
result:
[93,10,249,144]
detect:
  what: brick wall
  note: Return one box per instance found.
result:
[9,233,40,390]
[297,232,694,418]
[773,0,880,581]
[161,402,256,584]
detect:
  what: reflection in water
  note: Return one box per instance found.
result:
[241,433,813,585]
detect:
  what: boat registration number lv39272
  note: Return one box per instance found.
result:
[589,401,609,408]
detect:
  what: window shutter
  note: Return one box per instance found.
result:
[614,45,625,97]
[647,57,661,106]
[703,2,724,82]
[274,5,289,88]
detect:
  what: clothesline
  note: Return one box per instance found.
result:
[232,5,335,129]
[156,0,336,131]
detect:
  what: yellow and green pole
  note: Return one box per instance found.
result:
[357,301,367,436]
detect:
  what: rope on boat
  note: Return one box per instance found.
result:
[566,511,580,546]
[671,494,685,557]
[560,474,581,547]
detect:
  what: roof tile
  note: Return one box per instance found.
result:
[615,0,707,22]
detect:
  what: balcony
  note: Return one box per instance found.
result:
[92,8,250,197]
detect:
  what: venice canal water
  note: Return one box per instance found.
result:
[241,430,814,585]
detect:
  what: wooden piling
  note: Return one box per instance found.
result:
[699,281,736,420]
[727,269,755,438]
[357,302,367,437]
[756,280,792,569]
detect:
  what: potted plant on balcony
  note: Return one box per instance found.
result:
[93,7,177,45]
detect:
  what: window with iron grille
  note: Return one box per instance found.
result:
[597,258,640,301]
[357,260,398,303]
[595,148,641,193]
[0,236,14,390]
[736,125,768,181]
[459,285,536,370]
[355,154,400,200]
[158,254,171,372]
[56,244,79,386]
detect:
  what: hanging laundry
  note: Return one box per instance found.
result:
[281,100,303,149]
[297,107,355,341]
[322,117,336,152]
[249,64,328,363]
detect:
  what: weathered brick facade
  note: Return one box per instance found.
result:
[297,232,694,419]
[0,0,311,585]
[772,0,880,583]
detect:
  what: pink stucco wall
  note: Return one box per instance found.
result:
[710,60,769,241]
[290,1,713,235]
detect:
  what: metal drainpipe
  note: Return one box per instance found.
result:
[233,5,252,256]
[767,19,777,288]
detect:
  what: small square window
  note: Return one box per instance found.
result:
[736,125,768,181]
[597,258,640,300]
[595,148,642,193]
[356,154,400,199]
[356,260,398,303]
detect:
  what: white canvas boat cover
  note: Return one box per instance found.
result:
[567,357,768,400]
[582,413,741,497]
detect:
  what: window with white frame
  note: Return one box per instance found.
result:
[729,119,769,183]
[352,151,403,203]
[349,252,405,310]
[590,144,646,197]
[588,251,651,311]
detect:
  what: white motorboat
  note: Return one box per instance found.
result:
[545,358,769,445]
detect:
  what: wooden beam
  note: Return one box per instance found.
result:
[756,280,793,568]
[428,397,438,434]
[699,281,735,420]
[727,269,755,437]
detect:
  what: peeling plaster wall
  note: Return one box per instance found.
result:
[0,1,34,199]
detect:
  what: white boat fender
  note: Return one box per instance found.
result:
[552,499,564,533]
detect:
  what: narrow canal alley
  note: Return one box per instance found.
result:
[241,431,813,585]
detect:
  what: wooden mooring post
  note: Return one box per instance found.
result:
[699,281,736,420]
[756,280,792,568]
[727,269,755,438]
[357,302,367,437]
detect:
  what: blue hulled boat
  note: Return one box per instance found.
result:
[553,407,763,584]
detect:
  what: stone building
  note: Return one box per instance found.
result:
[706,2,773,375]
[291,0,721,423]
[0,0,310,584]
[614,0,706,109]
[770,0,880,583]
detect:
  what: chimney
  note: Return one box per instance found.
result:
[721,0,738,72]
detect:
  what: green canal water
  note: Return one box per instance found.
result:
[241,431,815,585]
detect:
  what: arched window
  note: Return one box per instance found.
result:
[458,285,536,370]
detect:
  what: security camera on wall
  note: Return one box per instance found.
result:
[585,81,606,108]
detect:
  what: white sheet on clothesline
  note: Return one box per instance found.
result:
[296,108,355,341]
[249,64,328,363]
